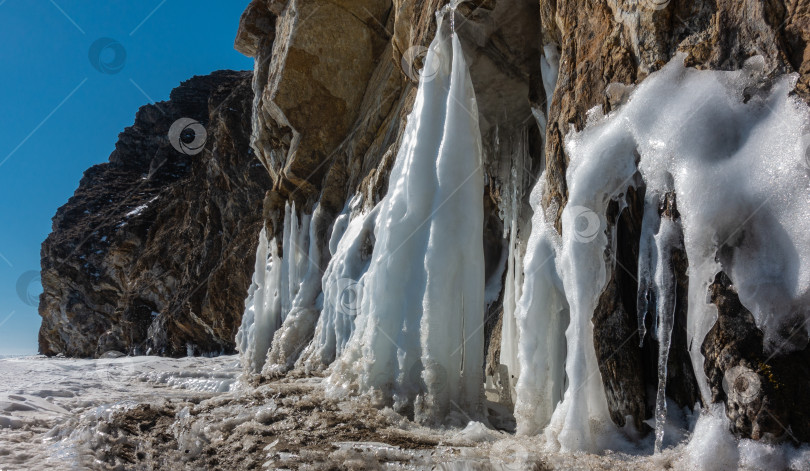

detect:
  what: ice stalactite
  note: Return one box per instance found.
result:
[235,202,313,375]
[297,199,380,373]
[636,196,659,344]
[636,192,684,453]
[264,203,326,374]
[542,98,640,453]
[235,228,282,374]
[497,127,531,402]
[327,14,485,424]
[513,179,569,436]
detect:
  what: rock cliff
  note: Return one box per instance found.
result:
[39,71,271,357]
[40,0,810,447]
[232,0,810,443]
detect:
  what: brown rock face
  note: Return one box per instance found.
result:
[38,71,271,357]
[232,0,810,440]
[702,272,810,442]
[40,0,810,446]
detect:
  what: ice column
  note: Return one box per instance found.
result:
[328,16,485,423]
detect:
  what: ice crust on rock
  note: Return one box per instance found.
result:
[514,54,810,459]
[235,14,810,464]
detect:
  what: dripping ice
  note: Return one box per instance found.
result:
[514,53,810,461]
[326,13,486,423]
[238,12,486,424]
[235,14,810,466]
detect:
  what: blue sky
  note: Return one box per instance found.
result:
[0,1,254,355]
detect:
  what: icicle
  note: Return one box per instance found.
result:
[297,201,380,372]
[419,28,485,423]
[636,194,661,346]
[498,128,530,400]
[235,228,283,374]
[514,178,569,436]
[264,204,325,374]
[652,212,681,453]
[327,13,485,424]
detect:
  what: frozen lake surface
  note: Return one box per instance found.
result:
[2,355,808,470]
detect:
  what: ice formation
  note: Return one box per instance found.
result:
[326,15,486,424]
[236,5,810,463]
[235,201,313,374]
[297,199,380,372]
[513,53,810,456]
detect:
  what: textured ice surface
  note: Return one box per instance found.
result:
[326,17,486,424]
[298,200,380,373]
[512,54,810,462]
[0,355,240,469]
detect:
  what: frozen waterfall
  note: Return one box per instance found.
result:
[514,54,810,456]
[326,15,485,424]
[237,10,810,464]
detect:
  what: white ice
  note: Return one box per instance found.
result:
[512,53,810,462]
[325,14,486,424]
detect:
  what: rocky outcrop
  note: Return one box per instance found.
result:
[39,71,271,357]
[40,0,810,446]
[233,0,810,442]
[703,272,810,442]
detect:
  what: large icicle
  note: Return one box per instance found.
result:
[327,14,485,423]
[513,179,569,436]
[298,200,380,372]
[235,228,283,374]
[542,103,639,453]
[648,196,682,454]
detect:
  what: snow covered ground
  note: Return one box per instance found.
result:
[2,355,809,470]
[0,354,239,470]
